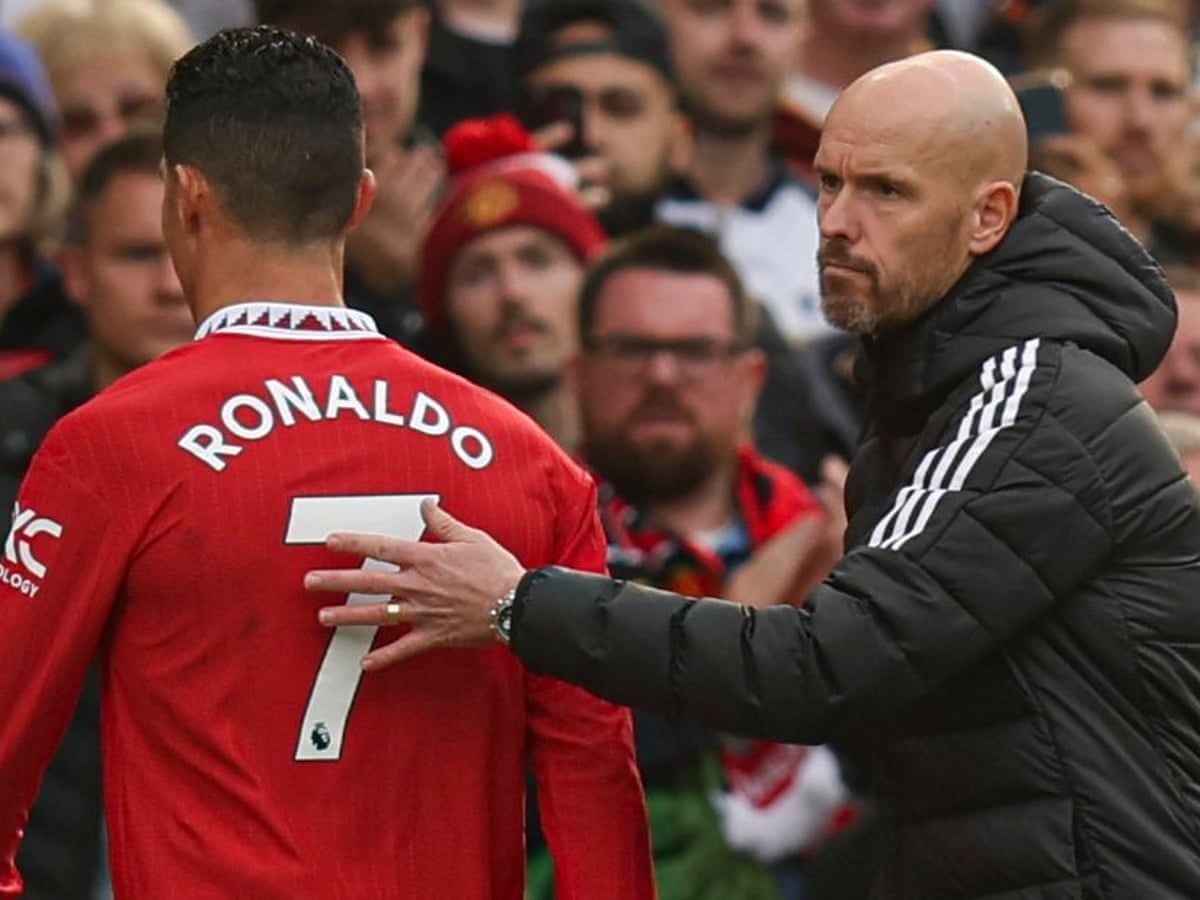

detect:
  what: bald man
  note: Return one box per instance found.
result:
[309,52,1200,898]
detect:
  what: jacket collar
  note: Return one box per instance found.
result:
[857,173,1174,431]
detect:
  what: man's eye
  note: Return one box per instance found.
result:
[1152,81,1185,103]
[600,91,645,118]
[818,173,840,191]
[759,1,791,25]
[1086,76,1127,95]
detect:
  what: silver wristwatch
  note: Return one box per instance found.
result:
[489,587,517,646]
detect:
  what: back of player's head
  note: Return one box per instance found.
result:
[163,25,363,246]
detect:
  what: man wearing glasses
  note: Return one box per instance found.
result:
[565,225,849,899]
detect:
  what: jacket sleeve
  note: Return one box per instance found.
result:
[524,466,655,900]
[0,427,132,896]
[512,341,1116,744]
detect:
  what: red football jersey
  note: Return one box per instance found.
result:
[0,303,653,899]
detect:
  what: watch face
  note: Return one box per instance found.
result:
[497,603,514,639]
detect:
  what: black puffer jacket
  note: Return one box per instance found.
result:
[511,174,1200,899]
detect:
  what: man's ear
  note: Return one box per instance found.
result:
[348,169,377,232]
[171,164,209,237]
[407,4,431,64]
[564,350,582,402]
[738,346,768,419]
[968,180,1020,257]
[668,111,694,177]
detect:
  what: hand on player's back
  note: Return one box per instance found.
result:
[305,500,525,670]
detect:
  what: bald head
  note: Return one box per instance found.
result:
[814,51,1028,337]
[833,50,1028,191]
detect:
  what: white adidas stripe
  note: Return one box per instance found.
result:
[868,338,1041,551]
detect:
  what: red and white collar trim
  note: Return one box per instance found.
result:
[194,302,383,342]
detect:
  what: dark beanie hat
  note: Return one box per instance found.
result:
[515,0,673,84]
[0,31,57,146]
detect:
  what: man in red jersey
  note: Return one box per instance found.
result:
[0,25,653,900]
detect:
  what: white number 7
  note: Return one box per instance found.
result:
[285,493,438,761]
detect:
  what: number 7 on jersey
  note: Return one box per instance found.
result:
[285,493,438,761]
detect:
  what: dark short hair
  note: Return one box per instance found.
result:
[71,126,164,245]
[254,0,418,48]
[163,25,363,245]
[1025,0,1188,67]
[578,225,756,342]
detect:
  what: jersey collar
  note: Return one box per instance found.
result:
[194,302,383,342]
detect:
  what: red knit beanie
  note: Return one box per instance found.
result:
[419,115,608,334]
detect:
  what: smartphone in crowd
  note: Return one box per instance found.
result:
[1012,69,1072,143]
[520,84,588,159]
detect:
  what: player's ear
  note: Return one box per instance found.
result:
[171,164,208,237]
[347,169,377,232]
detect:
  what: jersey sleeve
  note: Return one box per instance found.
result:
[524,464,654,900]
[0,428,133,896]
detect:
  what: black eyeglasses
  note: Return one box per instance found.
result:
[584,335,748,380]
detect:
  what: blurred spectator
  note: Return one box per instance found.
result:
[170,0,252,39]
[0,30,78,375]
[2,126,189,524]
[2,127,189,900]
[515,0,691,235]
[257,0,442,347]
[16,0,192,182]
[656,0,827,343]
[1141,265,1200,414]
[1157,410,1200,487]
[418,115,607,446]
[776,0,934,180]
[538,226,849,900]
[421,0,523,136]
[1024,0,1191,253]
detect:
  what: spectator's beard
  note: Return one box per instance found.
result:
[451,309,566,405]
[484,369,564,407]
[583,396,719,506]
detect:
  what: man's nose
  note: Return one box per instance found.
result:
[581,105,607,154]
[819,189,859,242]
[1124,87,1158,132]
[644,348,684,384]
[729,5,767,48]
[497,263,535,309]
[158,252,184,302]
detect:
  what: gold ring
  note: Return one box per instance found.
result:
[383,601,402,626]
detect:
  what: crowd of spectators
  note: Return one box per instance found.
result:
[2,1,1199,898]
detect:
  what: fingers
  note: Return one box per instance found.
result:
[324,531,426,564]
[317,601,416,627]
[306,565,408,596]
[309,601,439,672]
[420,498,479,543]
[361,631,440,671]
[532,121,573,151]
